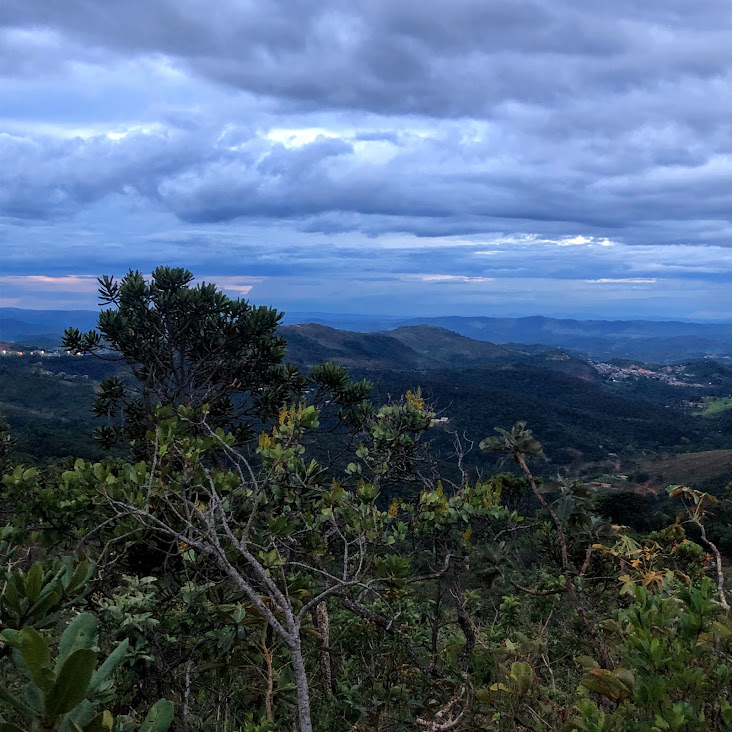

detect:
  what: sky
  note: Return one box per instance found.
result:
[2,1,732,319]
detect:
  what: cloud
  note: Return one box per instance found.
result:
[3,0,731,117]
[586,278,657,284]
[0,274,98,291]
[4,116,732,250]
[2,1,732,316]
[0,274,100,309]
[2,1,732,241]
[418,274,495,283]
[200,275,261,295]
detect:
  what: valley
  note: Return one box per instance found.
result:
[4,317,732,496]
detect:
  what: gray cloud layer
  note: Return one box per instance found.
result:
[5,1,732,113]
[2,1,732,315]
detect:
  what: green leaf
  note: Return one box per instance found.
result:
[575,655,600,670]
[2,581,21,613]
[45,648,97,718]
[510,661,534,696]
[139,699,174,732]
[83,710,114,732]
[25,565,43,604]
[25,590,61,629]
[22,682,44,715]
[721,699,732,724]
[57,614,98,668]
[65,559,93,595]
[2,627,52,693]
[0,688,35,718]
[88,640,129,694]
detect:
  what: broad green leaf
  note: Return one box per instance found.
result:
[45,648,97,718]
[2,627,52,693]
[66,560,93,595]
[83,710,114,732]
[25,591,61,629]
[139,699,174,732]
[88,640,129,694]
[57,614,98,668]
[25,565,43,604]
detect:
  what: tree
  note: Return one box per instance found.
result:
[668,485,729,610]
[58,382,518,731]
[62,268,306,454]
[77,398,414,731]
[568,579,732,731]
[0,552,174,732]
[480,421,611,667]
[0,417,13,476]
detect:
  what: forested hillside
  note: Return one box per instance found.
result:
[8,308,732,364]
[5,323,731,467]
[2,270,732,731]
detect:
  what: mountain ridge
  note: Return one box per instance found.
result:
[5,308,732,363]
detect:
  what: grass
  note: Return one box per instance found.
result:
[633,449,732,491]
[697,396,732,417]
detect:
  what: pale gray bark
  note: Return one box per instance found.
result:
[289,632,314,732]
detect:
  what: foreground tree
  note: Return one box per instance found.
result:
[6,407,732,729]
[69,383,503,731]
[63,267,306,453]
[480,421,612,667]
[0,418,13,476]
[0,544,174,732]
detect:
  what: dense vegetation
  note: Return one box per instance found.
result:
[2,268,732,731]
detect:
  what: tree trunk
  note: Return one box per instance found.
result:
[313,601,334,692]
[290,632,314,732]
[260,625,275,722]
[698,520,730,611]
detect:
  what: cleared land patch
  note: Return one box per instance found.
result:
[633,449,732,491]
[697,396,732,417]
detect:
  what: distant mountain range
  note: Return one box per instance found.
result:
[393,316,732,364]
[0,308,99,347]
[4,307,732,363]
[283,314,732,363]
[280,323,603,382]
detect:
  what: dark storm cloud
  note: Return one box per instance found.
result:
[3,1,732,315]
[1,0,732,245]
[3,0,732,115]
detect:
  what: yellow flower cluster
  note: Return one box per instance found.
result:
[405,387,425,410]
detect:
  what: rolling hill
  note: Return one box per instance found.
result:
[385,325,511,363]
[281,323,514,370]
[6,308,732,363]
[0,308,99,347]
[281,323,432,370]
[391,316,732,363]
[3,319,731,469]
